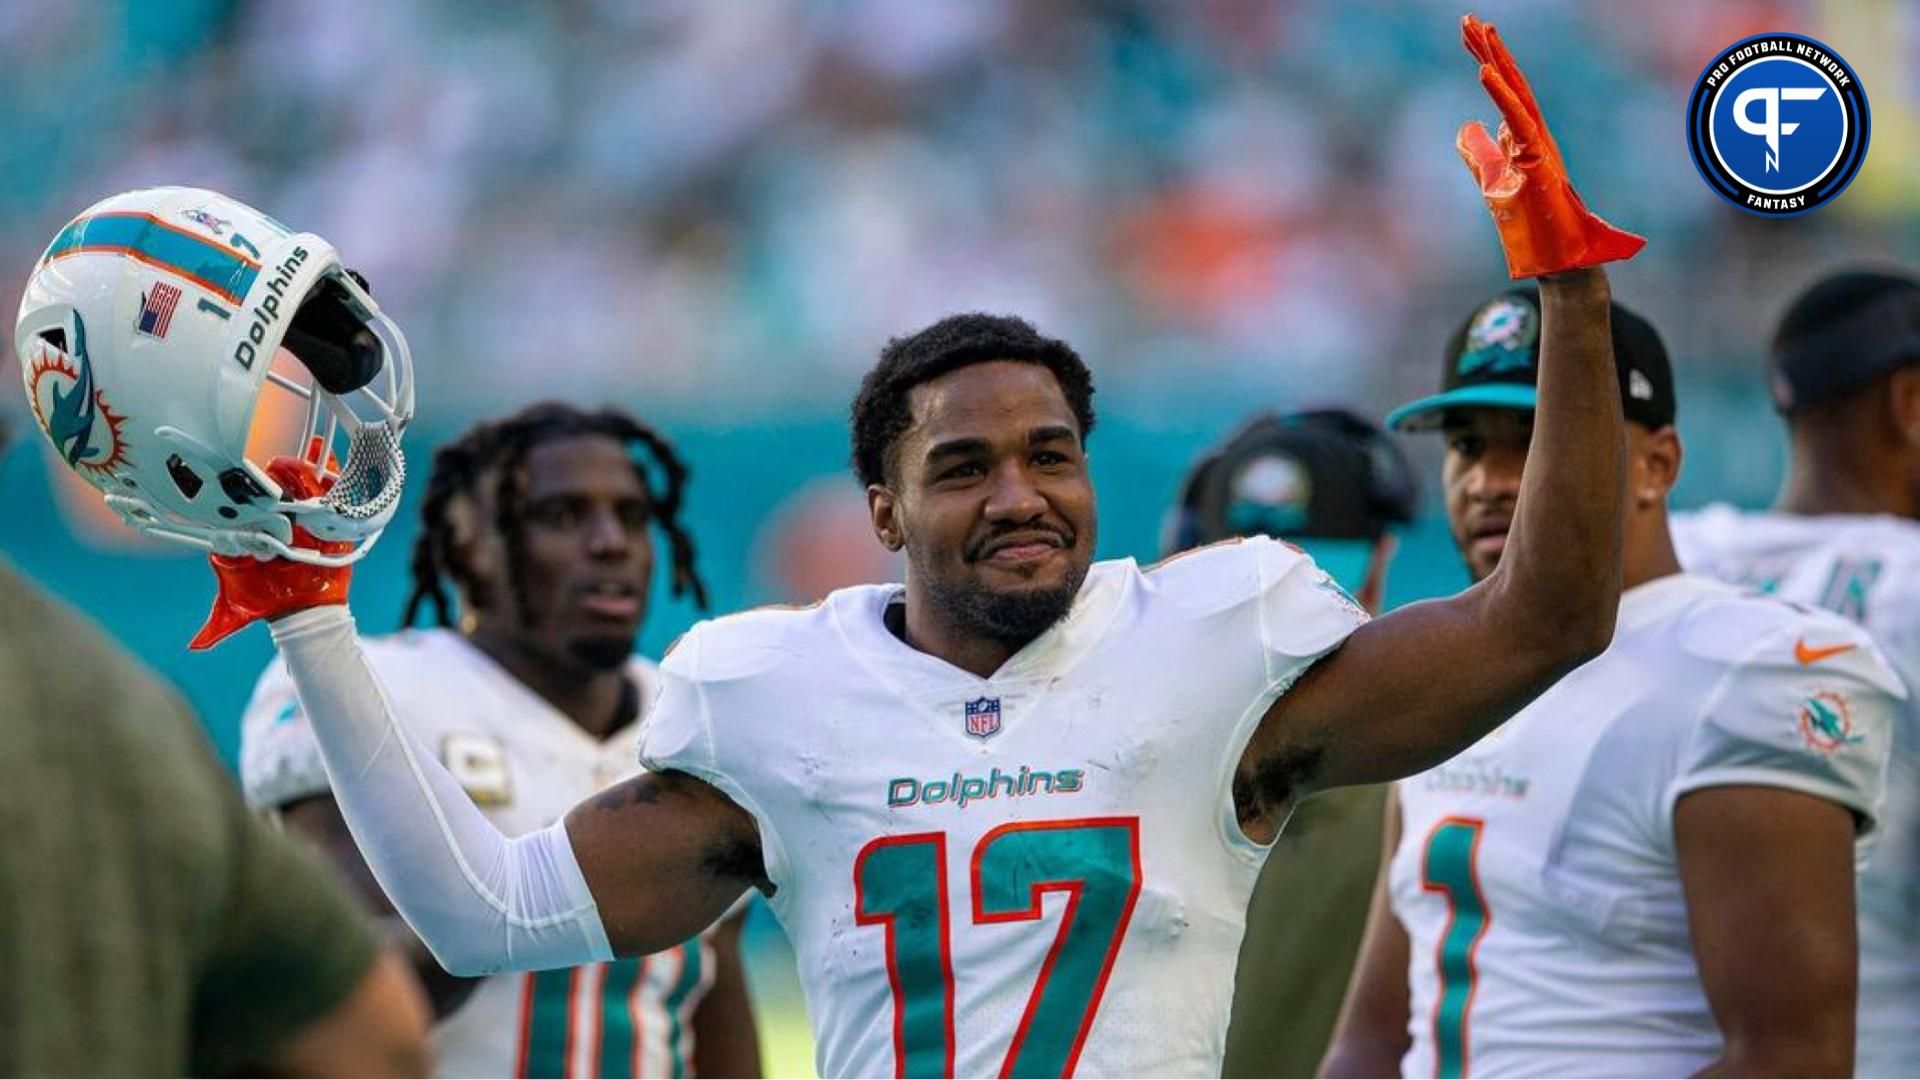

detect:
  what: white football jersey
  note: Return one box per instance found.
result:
[1675,506,1920,1077]
[1392,573,1902,1079]
[639,537,1367,1078]
[241,630,718,1079]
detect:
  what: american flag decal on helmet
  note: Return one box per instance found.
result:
[964,696,1002,740]
[136,281,182,339]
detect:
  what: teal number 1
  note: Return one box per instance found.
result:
[854,818,1143,1079]
[854,833,957,1078]
[1421,817,1489,1079]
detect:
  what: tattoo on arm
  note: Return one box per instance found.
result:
[704,833,776,897]
[587,771,775,896]
[1234,743,1326,829]
[592,772,668,813]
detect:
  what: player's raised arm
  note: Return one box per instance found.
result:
[269,596,766,968]
[216,456,760,973]
[1240,16,1643,827]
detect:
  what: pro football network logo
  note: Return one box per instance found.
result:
[964,696,1002,740]
[1686,33,1869,217]
[1797,690,1863,755]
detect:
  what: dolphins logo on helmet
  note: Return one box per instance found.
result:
[26,313,130,478]
[15,187,415,566]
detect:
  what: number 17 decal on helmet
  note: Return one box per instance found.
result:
[15,186,415,567]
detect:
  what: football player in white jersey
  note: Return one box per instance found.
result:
[1672,269,1920,1078]
[180,18,1647,1078]
[238,403,763,1079]
[1320,287,1906,1078]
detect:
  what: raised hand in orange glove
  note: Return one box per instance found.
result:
[1457,14,1644,279]
[190,456,353,650]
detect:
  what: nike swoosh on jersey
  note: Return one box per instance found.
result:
[1794,639,1858,665]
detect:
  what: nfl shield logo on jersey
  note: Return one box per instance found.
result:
[964,696,1002,740]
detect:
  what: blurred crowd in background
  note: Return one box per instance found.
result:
[3,0,1916,746]
[1,0,1916,435]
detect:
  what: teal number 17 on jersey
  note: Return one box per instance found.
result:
[854,817,1143,1078]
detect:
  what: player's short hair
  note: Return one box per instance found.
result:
[1771,268,1920,412]
[849,313,1097,488]
[400,402,709,629]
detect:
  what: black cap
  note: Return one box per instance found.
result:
[1387,287,1674,432]
[1771,269,1920,412]
[1166,408,1419,553]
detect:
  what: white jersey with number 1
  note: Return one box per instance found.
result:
[640,537,1367,1078]
[241,629,718,1079]
[1675,506,1920,1078]
[1393,573,1901,1078]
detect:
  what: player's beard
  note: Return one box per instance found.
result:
[567,632,638,672]
[921,557,1090,649]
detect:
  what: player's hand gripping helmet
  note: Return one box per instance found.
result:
[16,187,413,566]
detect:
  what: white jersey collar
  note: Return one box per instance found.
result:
[1617,571,1721,635]
[832,556,1133,689]
[426,628,657,751]
[1686,503,1920,547]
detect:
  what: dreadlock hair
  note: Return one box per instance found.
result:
[850,313,1097,489]
[400,401,710,631]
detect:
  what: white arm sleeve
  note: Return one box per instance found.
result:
[270,605,615,976]
[237,653,334,810]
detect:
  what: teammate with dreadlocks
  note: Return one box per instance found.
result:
[239,402,762,1079]
[401,403,709,639]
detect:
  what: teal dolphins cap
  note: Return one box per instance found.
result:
[1387,286,1674,432]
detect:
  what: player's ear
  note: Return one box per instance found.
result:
[445,489,503,611]
[1633,424,1682,506]
[868,483,904,551]
[1889,366,1920,448]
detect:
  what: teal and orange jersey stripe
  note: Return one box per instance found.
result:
[660,941,707,1077]
[514,939,716,1079]
[43,211,260,306]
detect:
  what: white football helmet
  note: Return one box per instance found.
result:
[16,187,414,566]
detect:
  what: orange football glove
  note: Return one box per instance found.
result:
[1457,14,1644,279]
[189,456,353,650]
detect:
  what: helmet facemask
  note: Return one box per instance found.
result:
[121,260,414,567]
